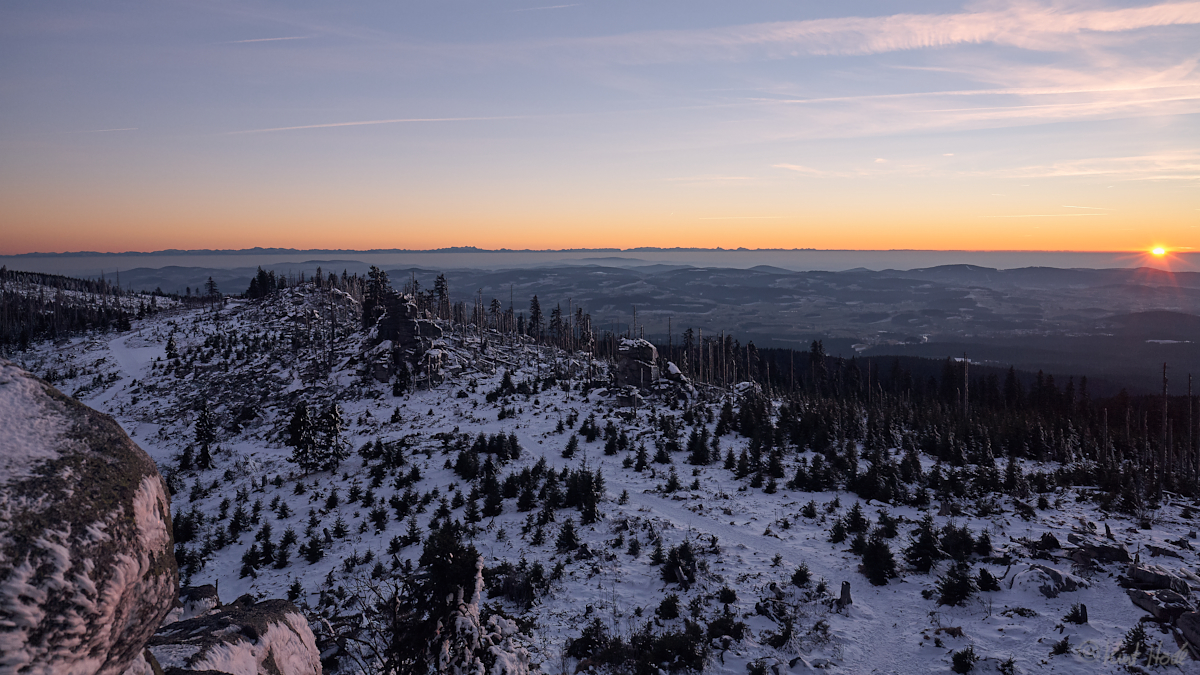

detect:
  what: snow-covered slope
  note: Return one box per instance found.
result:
[13,286,1200,675]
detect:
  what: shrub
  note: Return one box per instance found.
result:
[976,568,1001,592]
[951,645,979,673]
[662,541,698,586]
[1063,603,1087,624]
[656,593,681,620]
[706,608,747,642]
[566,617,608,659]
[1121,622,1152,656]
[718,586,737,604]
[791,563,811,588]
[1050,635,1070,656]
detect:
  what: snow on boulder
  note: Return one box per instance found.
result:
[162,585,222,625]
[616,338,659,388]
[1066,532,1131,563]
[1127,588,1194,622]
[1126,563,1191,594]
[0,360,178,675]
[146,595,319,675]
[1009,563,1088,598]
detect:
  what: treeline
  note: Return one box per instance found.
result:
[0,266,159,349]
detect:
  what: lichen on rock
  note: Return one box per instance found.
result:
[0,360,178,675]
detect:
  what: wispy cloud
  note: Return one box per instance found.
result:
[547,2,1200,63]
[773,163,857,177]
[982,213,1109,217]
[224,116,529,135]
[985,152,1200,181]
[1063,205,1112,210]
[226,36,311,44]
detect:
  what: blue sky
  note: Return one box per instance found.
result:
[1,0,1197,253]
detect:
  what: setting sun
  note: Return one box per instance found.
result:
[1153,247,1167,256]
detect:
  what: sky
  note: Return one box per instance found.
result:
[0,0,1197,255]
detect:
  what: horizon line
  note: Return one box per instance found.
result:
[0,246,1185,258]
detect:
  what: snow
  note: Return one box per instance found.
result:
[0,360,66,480]
[132,475,170,555]
[13,287,1200,674]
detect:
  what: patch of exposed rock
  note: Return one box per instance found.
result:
[0,360,178,675]
[616,338,659,389]
[146,594,320,675]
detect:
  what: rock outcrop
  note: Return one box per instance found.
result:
[1066,532,1131,563]
[1010,564,1087,598]
[616,339,659,389]
[145,594,320,675]
[0,360,178,675]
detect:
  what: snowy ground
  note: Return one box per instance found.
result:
[12,290,1200,675]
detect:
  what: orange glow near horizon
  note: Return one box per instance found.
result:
[2,197,1197,256]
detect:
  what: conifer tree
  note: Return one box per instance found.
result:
[860,530,897,586]
[904,514,944,573]
[556,518,580,552]
[529,295,543,341]
[319,403,348,472]
[286,403,319,475]
[195,403,217,466]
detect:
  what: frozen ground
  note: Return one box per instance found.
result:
[12,288,1200,674]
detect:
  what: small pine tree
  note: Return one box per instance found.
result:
[791,563,811,587]
[1063,603,1087,624]
[829,518,847,544]
[303,535,323,563]
[196,444,213,471]
[634,444,648,472]
[664,467,681,493]
[845,502,869,533]
[977,568,1001,592]
[936,564,976,606]
[556,518,580,553]
[563,434,579,459]
[905,514,943,573]
[649,540,666,565]
[1120,621,1152,656]
[860,531,897,586]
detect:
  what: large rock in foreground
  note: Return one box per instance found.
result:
[146,595,320,675]
[0,360,178,675]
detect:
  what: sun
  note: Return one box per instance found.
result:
[1152,247,1166,256]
